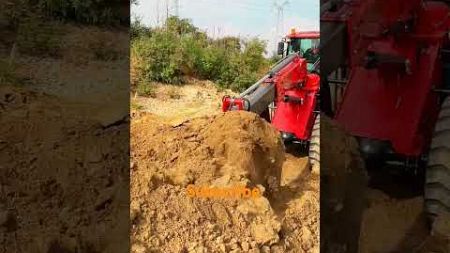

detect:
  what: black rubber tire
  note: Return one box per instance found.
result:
[321,115,368,253]
[309,114,320,166]
[425,96,450,221]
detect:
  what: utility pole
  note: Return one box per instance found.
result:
[274,0,289,37]
[165,0,169,20]
[173,0,180,16]
[271,0,289,56]
[156,0,160,26]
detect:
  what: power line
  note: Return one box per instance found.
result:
[165,0,169,20]
[274,0,289,37]
[155,0,160,26]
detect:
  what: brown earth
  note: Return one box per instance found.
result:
[0,24,129,253]
[130,110,319,253]
[359,189,450,253]
[359,190,427,253]
[321,115,367,253]
[0,85,128,252]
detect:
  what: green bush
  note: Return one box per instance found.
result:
[131,19,152,40]
[242,38,268,72]
[216,56,239,88]
[179,35,206,77]
[132,31,183,84]
[230,71,260,92]
[131,17,270,92]
[213,37,241,51]
[197,46,228,80]
[165,16,199,35]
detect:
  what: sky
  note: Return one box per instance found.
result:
[131,0,319,54]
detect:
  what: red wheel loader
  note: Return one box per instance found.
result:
[321,0,450,235]
[222,30,321,162]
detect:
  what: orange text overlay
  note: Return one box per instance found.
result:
[186,185,262,199]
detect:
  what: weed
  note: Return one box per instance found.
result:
[131,101,144,111]
[136,83,156,98]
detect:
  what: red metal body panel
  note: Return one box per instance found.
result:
[222,54,319,141]
[288,31,320,39]
[326,0,450,155]
[271,57,319,140]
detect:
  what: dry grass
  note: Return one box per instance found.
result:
[166,86,181,99]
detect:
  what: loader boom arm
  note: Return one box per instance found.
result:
[222,53,320,141]
[222,53,301,115]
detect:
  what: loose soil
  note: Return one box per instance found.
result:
[0,85,129,253]
[130,99,319,253]
[359,189,450,253]
[0,25,129,252]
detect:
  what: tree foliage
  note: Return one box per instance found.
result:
[131,17,269,92]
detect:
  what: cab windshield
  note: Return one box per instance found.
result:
[287,38,319,64]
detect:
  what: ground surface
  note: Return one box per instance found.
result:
[0,25,129,252]
[130,82,319,253]
[132,79,233,125]
[0,85,128,253]
[359,179,450,253]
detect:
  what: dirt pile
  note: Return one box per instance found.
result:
[131,111,319,253]
[131,111,285,187]
[276,154,319,252]
[0,86,128,252]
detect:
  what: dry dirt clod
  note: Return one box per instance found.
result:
[261,245,271,253]
[241,241,250,251]
[251,222,280,246]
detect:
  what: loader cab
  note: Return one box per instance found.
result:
[278,30,320,72]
